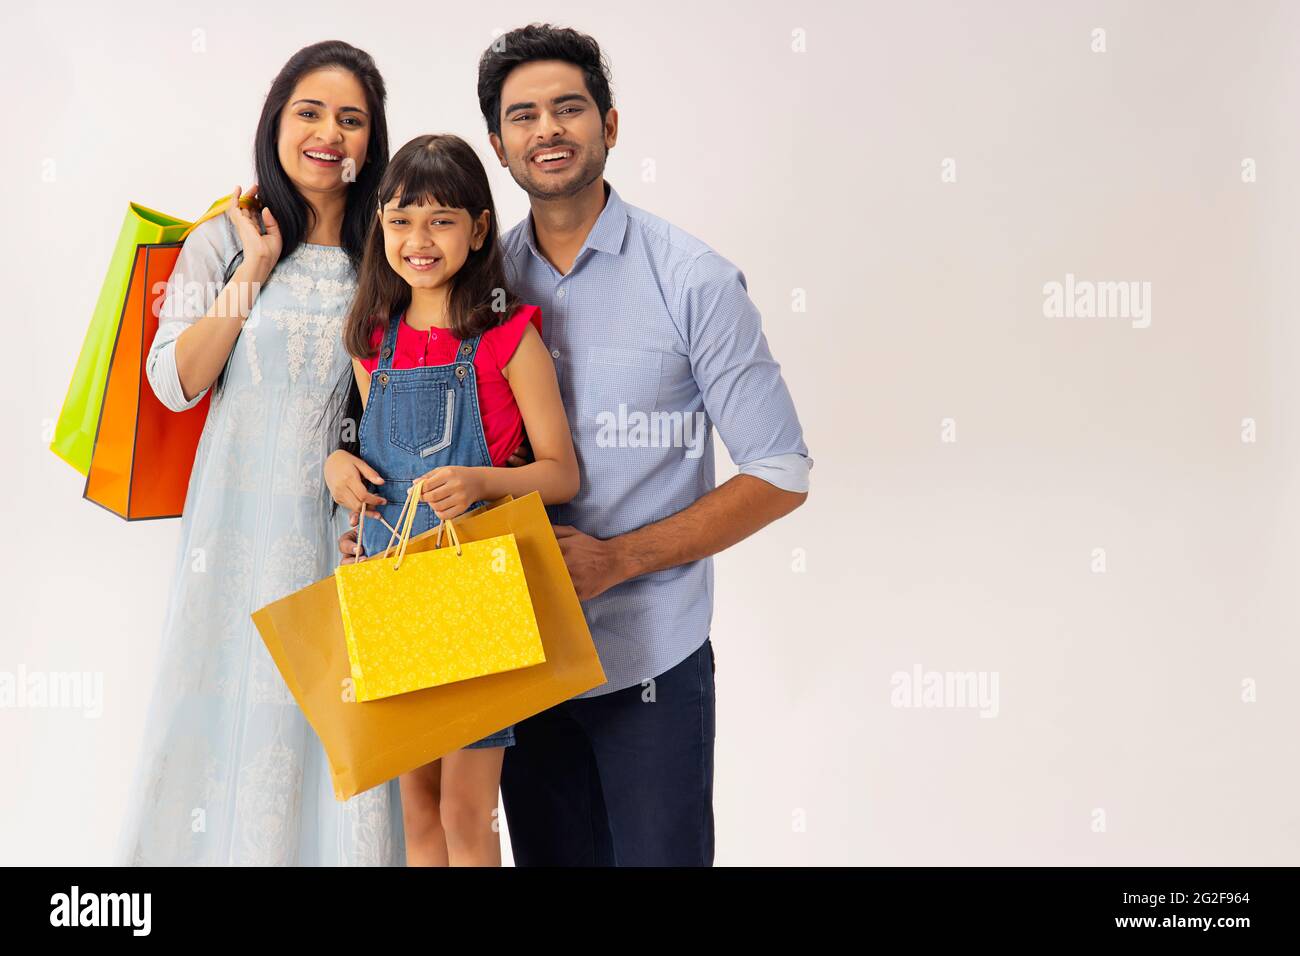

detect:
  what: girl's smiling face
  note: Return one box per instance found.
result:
[381,197,490,292]
[277,67,371,196]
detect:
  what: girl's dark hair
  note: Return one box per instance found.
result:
[476,23,613,138]
[254,40,390,272]
[342,133,519,361]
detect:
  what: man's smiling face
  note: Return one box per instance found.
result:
[490,59,617,200]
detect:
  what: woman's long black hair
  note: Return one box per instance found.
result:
[254,42,392,500]
[253,40,390,272]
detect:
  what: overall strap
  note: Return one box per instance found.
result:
[453,332,484,382]
[376,315,402,371]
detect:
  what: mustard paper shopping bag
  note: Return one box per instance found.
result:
[251,492,607,800]
[334,479,546,701]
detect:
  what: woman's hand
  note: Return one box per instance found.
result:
[325,449,387,512]
[417,466,488,520]
[225,184,282,277]
[505,436,533,468]
[338,512,363,564]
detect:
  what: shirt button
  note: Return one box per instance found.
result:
[551,349,561,359]
[556,288,566,298]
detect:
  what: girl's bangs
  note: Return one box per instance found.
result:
[381,147,477,213]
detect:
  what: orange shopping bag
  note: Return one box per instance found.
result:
[69,194,248,519]
[84,242,209,519]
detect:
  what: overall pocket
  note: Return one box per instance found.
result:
[389,383,455,458]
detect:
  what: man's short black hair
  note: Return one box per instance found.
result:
[477,23,614,139]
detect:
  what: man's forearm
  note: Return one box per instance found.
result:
[612,474,807,582]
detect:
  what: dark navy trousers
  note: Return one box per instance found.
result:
[501,637,717,866]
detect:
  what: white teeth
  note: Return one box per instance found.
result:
[305,150,339,160]
[535,150,571,162]
[407,257,437,265]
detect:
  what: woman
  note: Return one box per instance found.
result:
[117,40,403,865]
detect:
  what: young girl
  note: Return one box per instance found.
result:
[323,134,579,866]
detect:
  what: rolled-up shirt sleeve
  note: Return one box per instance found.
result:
[146,216,239,413]
[679,251,813,494]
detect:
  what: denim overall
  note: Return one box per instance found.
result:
[357,314,514,749]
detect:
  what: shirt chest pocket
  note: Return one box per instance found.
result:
[583,346,662,416]
[389,382,455,458]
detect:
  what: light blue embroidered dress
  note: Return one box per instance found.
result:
[117,213,405,865]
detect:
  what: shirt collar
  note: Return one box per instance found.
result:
[522,180,628,265]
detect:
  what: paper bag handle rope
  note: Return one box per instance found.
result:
[356,478,462,571]
[179,191,256,241]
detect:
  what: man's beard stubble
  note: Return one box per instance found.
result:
[510,143,607,202]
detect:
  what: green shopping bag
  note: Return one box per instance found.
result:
[50,194,238,475]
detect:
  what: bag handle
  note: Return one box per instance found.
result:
[358,478,462,571]
[179,190,255,241]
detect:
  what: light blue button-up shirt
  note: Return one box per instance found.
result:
[502,181,812,697]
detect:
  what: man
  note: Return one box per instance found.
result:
[482,22,812,866]
[341,23,812,865]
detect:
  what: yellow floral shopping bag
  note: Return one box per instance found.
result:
[334,479,547,702]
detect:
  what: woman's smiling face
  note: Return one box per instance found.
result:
[276,67,371,197]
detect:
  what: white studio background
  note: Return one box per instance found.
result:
[2,0,1297,865]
